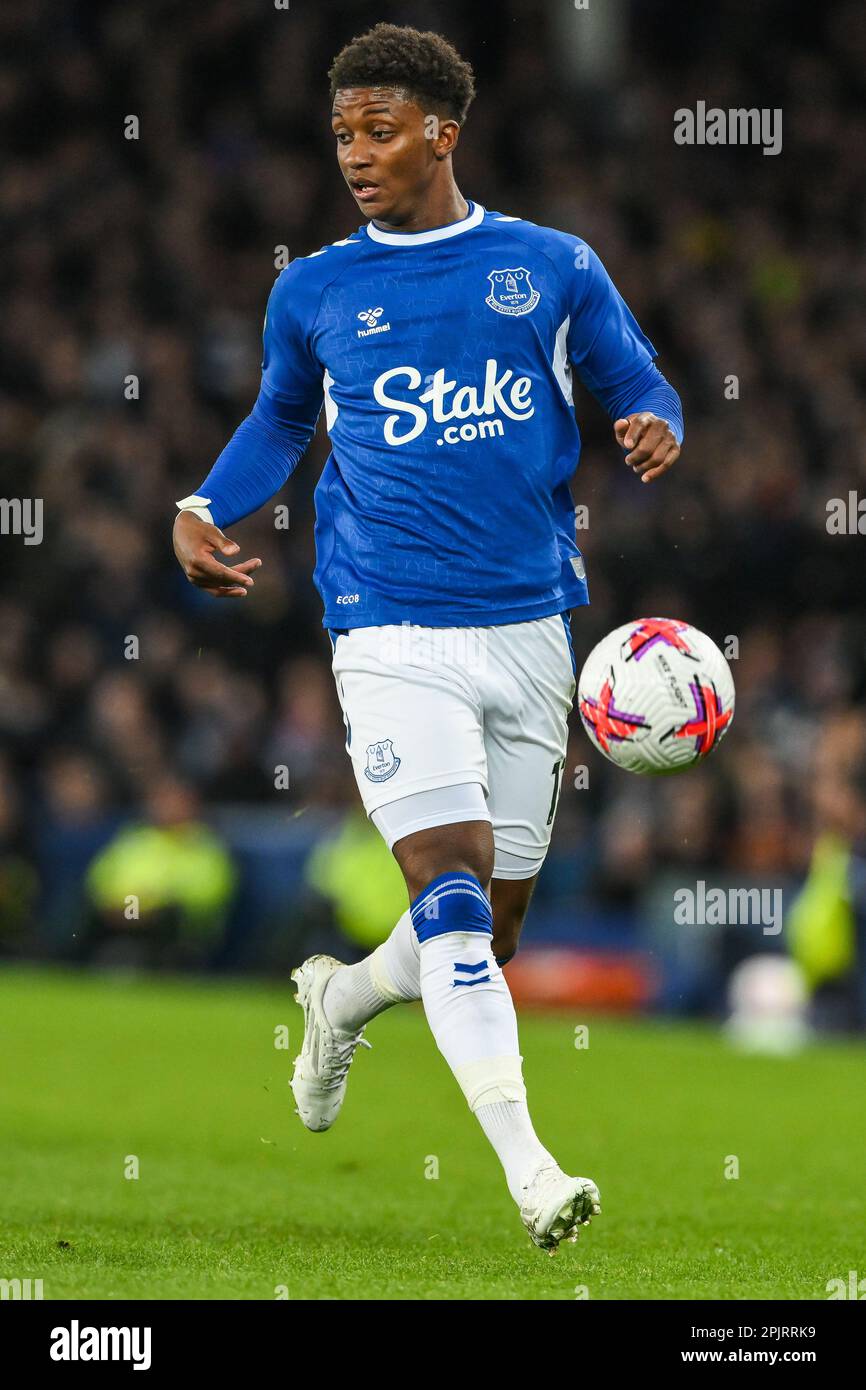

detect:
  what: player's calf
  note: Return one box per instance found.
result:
[490,874,538,964]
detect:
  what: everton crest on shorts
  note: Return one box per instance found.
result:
[363,739,401,782]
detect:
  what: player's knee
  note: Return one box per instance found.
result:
[395,822,494,902]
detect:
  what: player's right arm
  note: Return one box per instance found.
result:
[173,264,324,597]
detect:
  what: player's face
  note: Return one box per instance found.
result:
[331,87,442,225]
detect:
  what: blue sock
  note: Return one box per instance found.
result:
[410,871,493,944]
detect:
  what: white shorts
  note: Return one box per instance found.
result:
[329,614,576,879]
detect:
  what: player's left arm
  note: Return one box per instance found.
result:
[566,245,684,484]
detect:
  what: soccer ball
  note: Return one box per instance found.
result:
[577,617,735,774]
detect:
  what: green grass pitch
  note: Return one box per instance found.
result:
[1,966,864,1300]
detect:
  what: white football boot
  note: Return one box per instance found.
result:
[519,1161,601,1255]
[290,955,371,1132]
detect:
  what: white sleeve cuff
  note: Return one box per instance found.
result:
[176,495,215,525]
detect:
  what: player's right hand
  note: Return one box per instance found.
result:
[172,511,262,598]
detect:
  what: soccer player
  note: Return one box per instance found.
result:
[173,23,683,1253]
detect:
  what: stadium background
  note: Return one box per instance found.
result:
[3,0,866,1027]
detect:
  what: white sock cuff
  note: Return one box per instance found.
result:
[453,1055,527,1110]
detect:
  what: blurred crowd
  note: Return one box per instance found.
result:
[2,0,866,1014]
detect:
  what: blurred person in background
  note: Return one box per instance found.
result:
[303,805,410,960]
[34,749,118,954]
[84,774,236,970]
[787,714,866,1032]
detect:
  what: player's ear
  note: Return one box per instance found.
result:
[429,116,460,159]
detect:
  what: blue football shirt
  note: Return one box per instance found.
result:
[192,201,683,629]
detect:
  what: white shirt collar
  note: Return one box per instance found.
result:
[365,200,485,247]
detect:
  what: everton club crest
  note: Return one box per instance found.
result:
[485,267,540,316]
[364,739,401,782]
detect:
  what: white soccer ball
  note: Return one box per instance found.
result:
[577,617,735,774]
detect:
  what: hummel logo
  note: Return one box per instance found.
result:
[357,305,391,339]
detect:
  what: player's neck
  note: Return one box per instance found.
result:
[371,184,469,235]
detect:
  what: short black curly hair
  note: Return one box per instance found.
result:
[329,22,476,125]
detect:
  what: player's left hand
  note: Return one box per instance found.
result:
[613,413,680,483]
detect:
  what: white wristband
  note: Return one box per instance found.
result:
[176,494,215,525]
